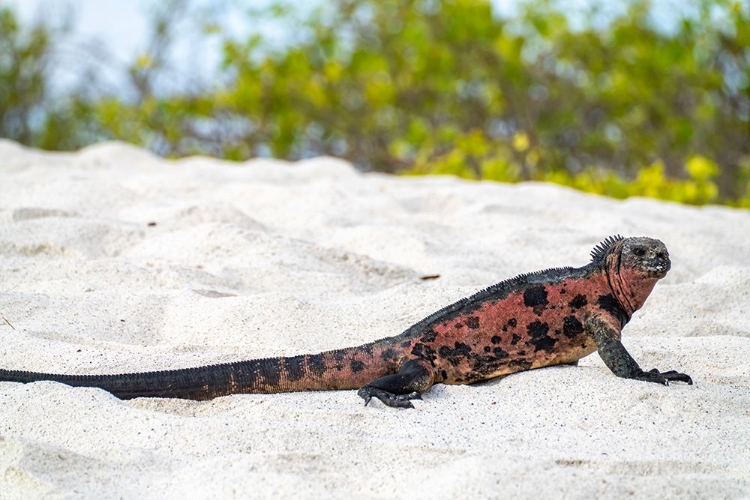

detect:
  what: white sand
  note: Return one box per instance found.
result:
[1,139,749,499]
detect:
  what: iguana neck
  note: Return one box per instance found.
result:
[606,248,659,317]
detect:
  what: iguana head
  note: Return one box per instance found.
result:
[594,235,670,317]
[619,236,671,279]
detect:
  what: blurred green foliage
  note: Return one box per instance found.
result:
[1,0,749,207]
[0,7,50,145]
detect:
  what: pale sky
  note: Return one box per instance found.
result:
[1,0,293,95]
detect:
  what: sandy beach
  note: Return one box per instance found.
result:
[1,139,749,499]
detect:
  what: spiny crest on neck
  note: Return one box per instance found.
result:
[590,234,624,264]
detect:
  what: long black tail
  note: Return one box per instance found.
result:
[0,345,397,400]
[0,360,284,400]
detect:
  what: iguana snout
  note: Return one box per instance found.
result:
[620,237,671,278]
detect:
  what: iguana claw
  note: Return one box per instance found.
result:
[636,368,693,386]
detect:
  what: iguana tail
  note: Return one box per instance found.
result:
[0,340,404,400]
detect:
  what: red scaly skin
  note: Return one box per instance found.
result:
[0,236,692,407]
[395,274,610,385]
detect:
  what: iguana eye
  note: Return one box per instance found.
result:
[633,247,646,257]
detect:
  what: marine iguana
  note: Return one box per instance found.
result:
[0,235,692,408]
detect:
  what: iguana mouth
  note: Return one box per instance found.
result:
[646,262,670,278]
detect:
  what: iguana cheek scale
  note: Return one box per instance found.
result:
[0,235,692,408]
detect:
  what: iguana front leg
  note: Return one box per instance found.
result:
[357,359,435,408]
[586,317,693,385]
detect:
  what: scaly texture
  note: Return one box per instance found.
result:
[0,235,692,407]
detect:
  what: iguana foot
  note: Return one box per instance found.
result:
[357,359,434,408]
[357,387,422,409]
[635,368,693,386]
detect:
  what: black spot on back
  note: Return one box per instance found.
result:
[527,320,549,339]
[438,346,458,366]
[350,359,365,373]
[454,342,473,355]
[438,342,473,367]
[527,320,557,353]
[493,347,509,358]
[533,336,557,352]
[562,316,584,338]
[524,286,549,315]
[491,335,501,344]
[569,294,588,310]
[511,334,522,345]
[508,318,517,327]
[420,329,438,343]
[411,343,437,364]
[524,286,549,308]
[466,316,480,330]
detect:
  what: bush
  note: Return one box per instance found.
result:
[1,0,749,206]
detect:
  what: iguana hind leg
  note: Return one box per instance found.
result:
[357,359,434,409]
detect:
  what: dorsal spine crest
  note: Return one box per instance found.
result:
[590,235,624,263]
